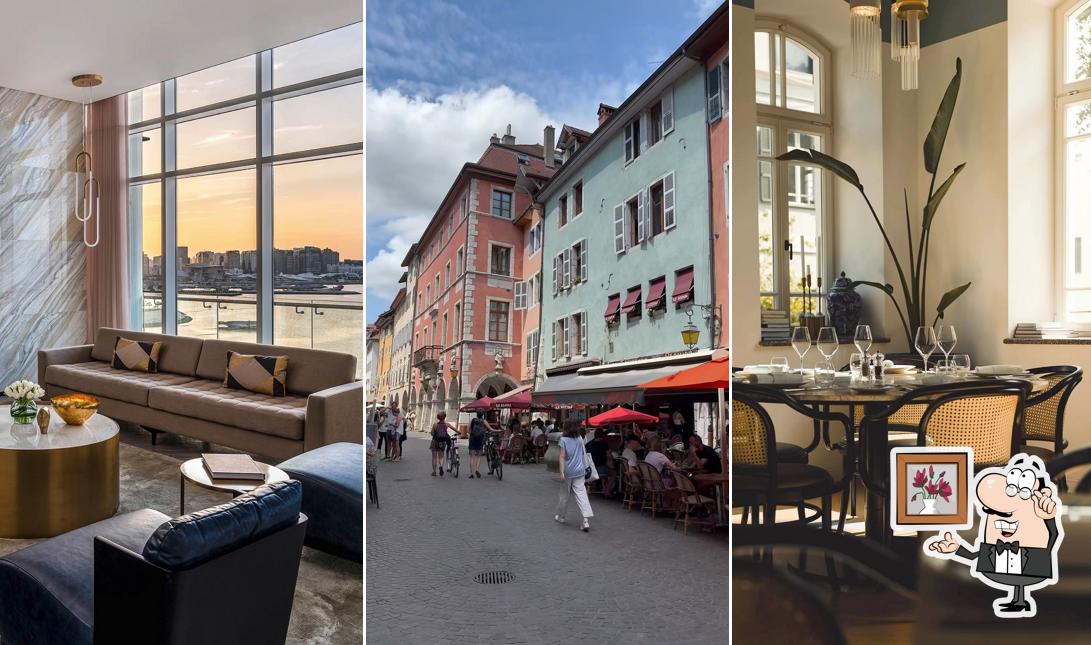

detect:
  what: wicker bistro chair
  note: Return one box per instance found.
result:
[860,380,1033,468]
[672,471,715,535]
[619,458,643,510]
[531,434,548,463]
[636,461,675,518]
[1045,445,1091,494]
[732,384,855,533]
[507,435,527,465]
[1020,366,1082,463]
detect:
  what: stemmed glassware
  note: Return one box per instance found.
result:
[936,325,957,371]
[854,324,873,356]
[915,326,938,372]
[816,327,839,384]
[791,326,812,377]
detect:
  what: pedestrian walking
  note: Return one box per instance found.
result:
[430,411,456,477]
[385,402,402,462]
[554,421,594,532]
[376,404,389,460]
[467,412,498,479]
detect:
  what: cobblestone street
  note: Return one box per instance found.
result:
[366,433,728,644]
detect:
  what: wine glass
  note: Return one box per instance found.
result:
[951,354,971,376]
[936,325,957,369]
[914,326,938,372]
[854,325,873,357]
[816,327,839,379]
[770,356,789,373]
[791,326,812,375]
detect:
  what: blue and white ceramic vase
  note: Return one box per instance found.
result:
[827,272,863,338]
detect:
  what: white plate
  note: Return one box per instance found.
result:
[884,365,916,374]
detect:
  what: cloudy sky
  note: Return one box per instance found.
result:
[365,0,724,321]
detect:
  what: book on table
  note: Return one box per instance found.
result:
[202,453,265,480]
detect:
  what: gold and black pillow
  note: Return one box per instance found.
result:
[111,338,162,373]
[224,352,288,396]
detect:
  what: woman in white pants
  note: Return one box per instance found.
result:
[555,422,594,532]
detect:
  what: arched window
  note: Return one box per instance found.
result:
[755,21,833,323]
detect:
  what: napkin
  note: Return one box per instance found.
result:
[976,365,1025,375]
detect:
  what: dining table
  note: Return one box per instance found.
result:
[734,371,1050,545]
[692,472,729,528]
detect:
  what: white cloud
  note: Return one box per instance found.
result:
[365,231,414,301]
[694,0,724,20]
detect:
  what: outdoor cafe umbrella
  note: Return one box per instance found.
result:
[588,406,660,427]
[460,396,495,412]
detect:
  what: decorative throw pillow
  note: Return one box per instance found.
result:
[111,337,162,373]
[224,351,288,396]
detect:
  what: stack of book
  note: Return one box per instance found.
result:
[761,310,791,343]
[1012,322,1088,340]
[202,453,266,481]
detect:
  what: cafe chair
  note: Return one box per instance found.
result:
[531,434,548,463]
[672,471,715,535]
[1044,445,1091,493]
[732,384,855,534]
[636,462,674,518]
[506,435,526,464]
[1020,366,1082,467]
[618,459,643,511]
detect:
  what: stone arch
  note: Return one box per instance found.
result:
[435,379,447,418]
[447,376,461,414]
[472,373,519,400]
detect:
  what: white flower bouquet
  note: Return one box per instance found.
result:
[5,380,44,403]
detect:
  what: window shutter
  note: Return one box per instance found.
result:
[552,255,559,294]
[614,204,625,254]
[636,191,645,243]
[624,123,633,162]
[664,172,676,229]
[639,112,649,154]
[562,247,571,288]
[551,321,558,360]
[580,241,588,282]
[661,88,674,134]
[515,281,526,310]
[580,313,588,355]
[707,66,722,122]
[563,318,572,357]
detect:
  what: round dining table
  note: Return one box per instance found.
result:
[736,372,1049,544]
[693,472,729,528]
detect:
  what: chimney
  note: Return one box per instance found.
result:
[597,103,616,128]
[489,132,500,144]
[543,125,556,168]
[501,123,515,145]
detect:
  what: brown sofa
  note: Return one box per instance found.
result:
[39,328,362,459]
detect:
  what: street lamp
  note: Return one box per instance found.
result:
[680,303,723,350]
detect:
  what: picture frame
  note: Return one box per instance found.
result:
[889,447,973,532]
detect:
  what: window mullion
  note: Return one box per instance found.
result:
[257,50,274,344]
[162,78,178,335]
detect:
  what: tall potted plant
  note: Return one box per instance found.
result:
[778,58,970,347]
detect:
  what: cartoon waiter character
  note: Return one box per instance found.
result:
[925,454,1063,617]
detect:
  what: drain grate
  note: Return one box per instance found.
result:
[474,570,515,585]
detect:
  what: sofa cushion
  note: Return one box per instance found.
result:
[0,508,170,645]
[142,480,301,570]
[197,339,355,396]
[280,443,363,560]
[92,327,204,376]
[111,337,162,373]
[224,351,288,396]
[147,378,307,440]
[45,361,199,406]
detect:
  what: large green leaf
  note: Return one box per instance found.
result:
[924,58,962,175]
[935,282,972,320]
[777,148,862,190]
[922,163,966,230]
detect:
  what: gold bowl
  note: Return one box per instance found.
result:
[51,394,99,425]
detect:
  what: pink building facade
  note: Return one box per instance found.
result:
[706,38,729,330]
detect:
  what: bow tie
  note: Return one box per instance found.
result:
[995,540,1020,554]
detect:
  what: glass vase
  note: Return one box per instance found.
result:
[10,398,37,424]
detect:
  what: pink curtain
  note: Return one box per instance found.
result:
[85,95,131,341]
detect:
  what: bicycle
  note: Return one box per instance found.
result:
[484,431,503,481]
[445,435,460,478]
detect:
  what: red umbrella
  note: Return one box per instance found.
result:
[460,396,495,412]
[492,389,533,409]
[588,406,659,428]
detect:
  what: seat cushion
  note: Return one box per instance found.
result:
[143,480,301,570]
[196,339,355,396]
[280,443,363,560]
[45,361,199,406]
[0,508,170,645]
[734,464,834,496]
[776,441,808,464]
[91,327,204,376]
[147,378,307,440]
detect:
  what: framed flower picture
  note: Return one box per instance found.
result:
[889,447,973,531]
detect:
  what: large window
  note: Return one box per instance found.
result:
[128,23,363,372]
[756,22,831,323]
[1060,1,1091,320]
[488,300,510,342]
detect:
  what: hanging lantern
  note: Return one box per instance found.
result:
[72,74,103,247]
[850,1,882,79]
[681,309,700,350]
[891,1,928,91]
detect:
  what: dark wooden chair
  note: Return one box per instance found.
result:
[636,462,674,518]
[672,472,714,535]
[1045,445,1091,493]
[531,434,548,463]
[507,435,527,465]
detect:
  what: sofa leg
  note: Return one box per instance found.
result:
[147,429,161,446]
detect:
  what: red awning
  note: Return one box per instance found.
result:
[672,267,694,304]
[646,278,666,311]
[642,353,729,390]
[460,396,495,412]
[621,287,642,314]
[604,294,621,323]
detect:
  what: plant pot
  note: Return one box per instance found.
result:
[10,399,37,425]
[920,498,937,515]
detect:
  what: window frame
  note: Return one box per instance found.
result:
[573,180,584,217]
[487,241,514,277]
[491,188,514,219]
[754,19,832,125]
[486,297,513,343]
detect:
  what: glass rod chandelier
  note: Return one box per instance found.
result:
[891,0,928,90]
[72,73,103,248]
[849,1,882,78]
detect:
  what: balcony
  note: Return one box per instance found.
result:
[413,344,443,369]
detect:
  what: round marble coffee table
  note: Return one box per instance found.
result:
[179,458,288,514]
[0,411,119,538]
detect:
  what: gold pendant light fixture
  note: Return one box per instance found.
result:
[891,0,928,90]
[849,1,882,78]
[72,73,103,248]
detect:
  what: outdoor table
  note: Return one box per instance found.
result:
[693,473,729,528]
[738,374,1049,545]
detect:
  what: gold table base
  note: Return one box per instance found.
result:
[0,434,119,538]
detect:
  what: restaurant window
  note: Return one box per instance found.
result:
[1059,0,1091,319]
[491,189,513,219]
[756,21,831,323]
[490,243,512,276]
[559,194,568,228]
[573,181,584,216]
[488,300,510,342]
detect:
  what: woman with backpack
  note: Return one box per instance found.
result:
[555,421,594,532]
[467,412,498,479]
[431,411,456,477]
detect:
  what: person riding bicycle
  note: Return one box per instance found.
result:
[430,411,456,477]
[467,412,498,479]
